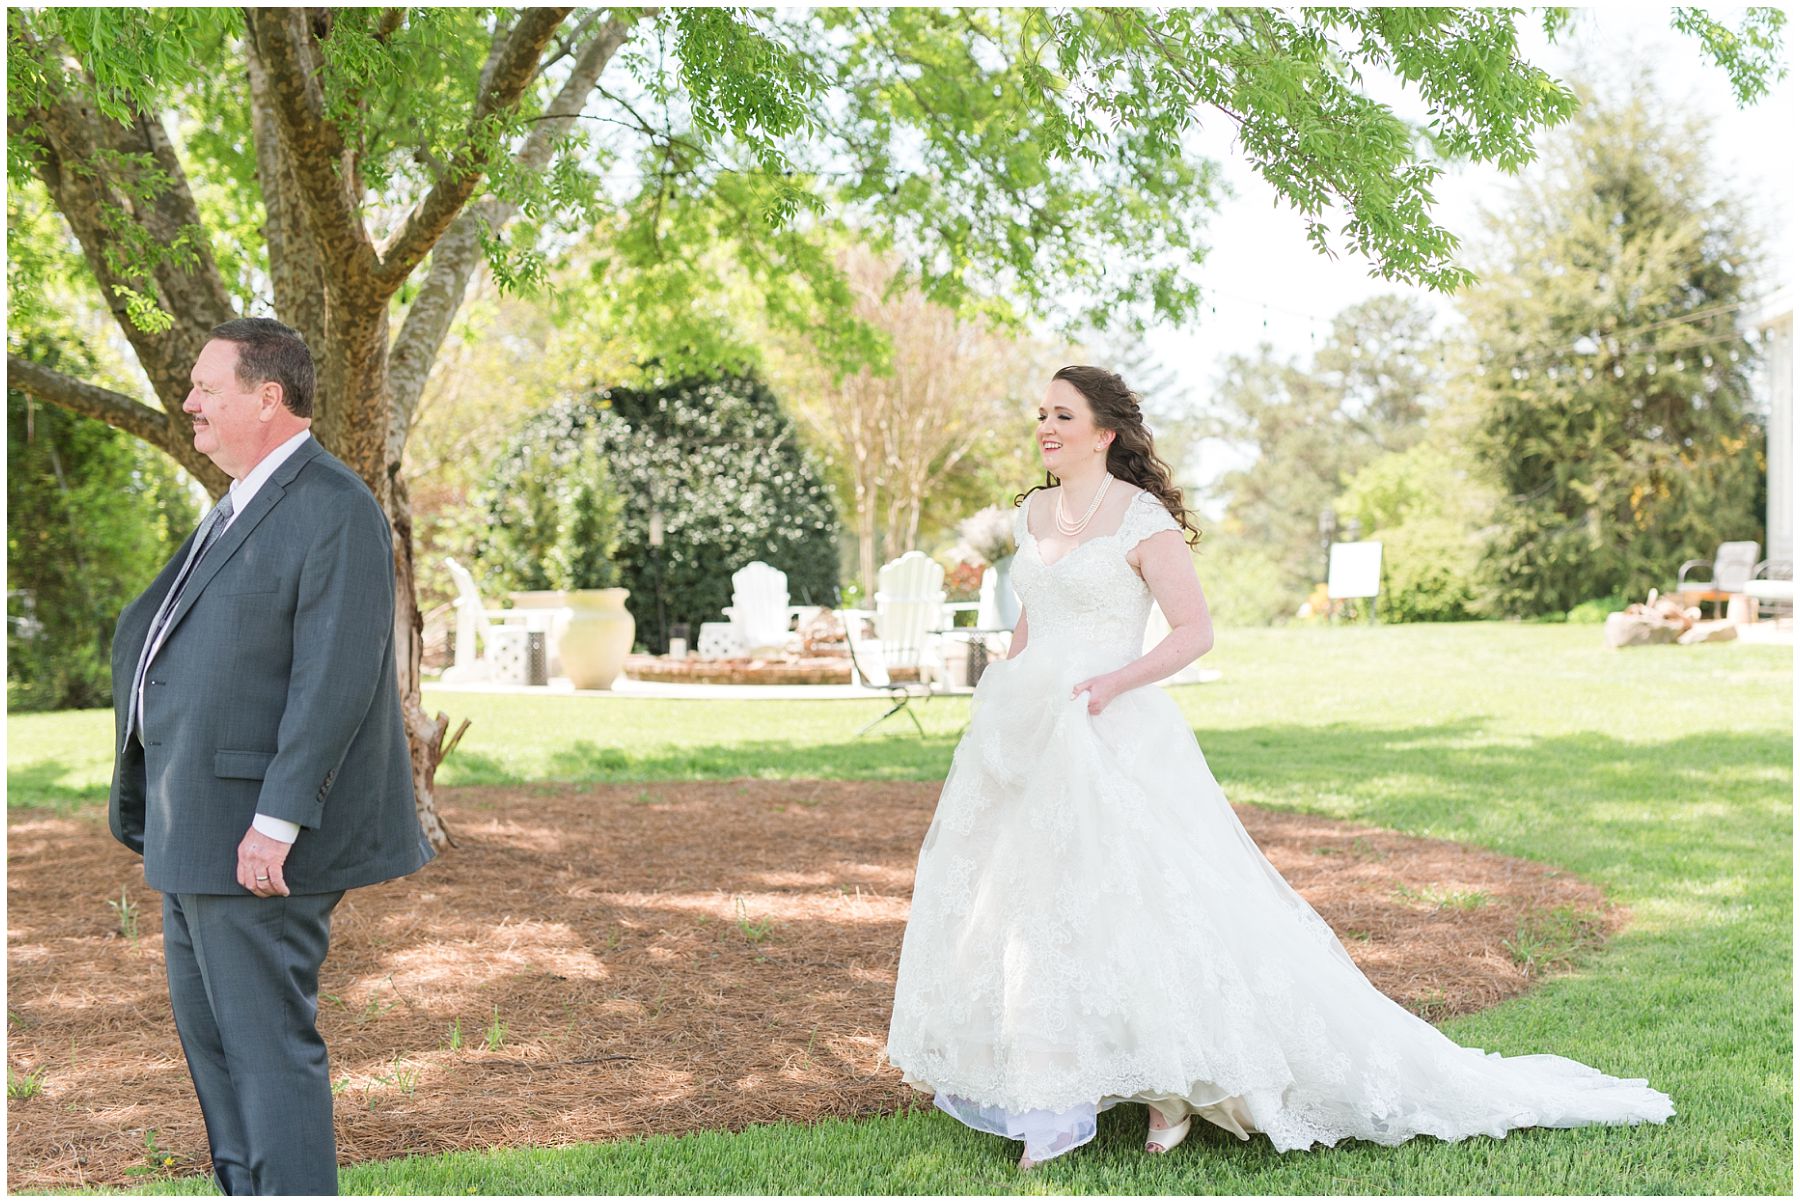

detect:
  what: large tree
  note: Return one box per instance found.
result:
[7,6,1785,845]
[1463,76,1770,615]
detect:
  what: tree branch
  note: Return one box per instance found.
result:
[244,7,381,296]
[387,11,641,459]
[373,6,573,292]
[477,11,516,94]
[536,8,605,79]
[248,46,327,356]
[9,21,236,415]
[516,13,640,177]
[117,109,239,317]
[7,354,230,493]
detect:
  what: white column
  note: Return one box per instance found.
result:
[1766,311,1793,563]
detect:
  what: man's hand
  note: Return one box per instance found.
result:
[237,826,293,897]
[1071,672,1126,715]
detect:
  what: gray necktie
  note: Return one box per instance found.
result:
[128,493,235,741]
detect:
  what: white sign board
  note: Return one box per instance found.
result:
[1327,541,1383,600]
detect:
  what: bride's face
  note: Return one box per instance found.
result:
[1037,379,1113,475]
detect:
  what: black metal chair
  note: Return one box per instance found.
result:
[839,610,930,737]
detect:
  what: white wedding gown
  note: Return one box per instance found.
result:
[885,489,1673,1163]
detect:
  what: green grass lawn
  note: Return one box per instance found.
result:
[8,622,1791,1194]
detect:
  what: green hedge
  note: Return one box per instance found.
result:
[1374,516,1483,623]
[480,373,841,654]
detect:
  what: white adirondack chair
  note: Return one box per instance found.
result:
[443,558,505,682]
[874,551,947,686]
[723,561,796,653]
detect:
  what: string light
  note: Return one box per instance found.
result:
[1180,282,1769,387]
[1499,294,1772,374]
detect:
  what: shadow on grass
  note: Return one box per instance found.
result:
[14,718,1791,870]
[1194,723,1791,894]
[442,731,964,788]
[425,718,1793,939]
[5,759,103,816]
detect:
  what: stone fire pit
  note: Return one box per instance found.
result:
[623,653,923,686]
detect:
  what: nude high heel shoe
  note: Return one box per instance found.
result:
[1146,1104,1192,1154]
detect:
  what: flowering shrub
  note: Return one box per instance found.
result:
[958,505,1015,565]
[944,559,984,600]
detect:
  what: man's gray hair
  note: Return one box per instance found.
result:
[208,317,315,418]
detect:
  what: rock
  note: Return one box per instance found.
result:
[1604,611,1682,647]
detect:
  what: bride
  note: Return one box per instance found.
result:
[884,365,1674,1170]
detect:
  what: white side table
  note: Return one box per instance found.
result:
[486,626,533,684]
[698,621,746,659]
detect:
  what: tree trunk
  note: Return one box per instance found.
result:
[318,301,459,848]
[391,472,458,848]
[856,473,878,597]
[14,7,594,858]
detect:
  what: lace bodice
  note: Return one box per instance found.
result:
[1011,488,1181,665]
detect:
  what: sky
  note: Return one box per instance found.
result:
[1141,7,1798,516]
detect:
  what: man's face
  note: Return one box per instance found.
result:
[183,340,273,479]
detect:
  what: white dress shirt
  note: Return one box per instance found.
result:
[230,430,315,846]
[225,428,314,531]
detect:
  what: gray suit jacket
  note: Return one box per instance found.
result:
[109,436,435,894]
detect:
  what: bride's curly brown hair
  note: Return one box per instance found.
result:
[1015,365,1202,547]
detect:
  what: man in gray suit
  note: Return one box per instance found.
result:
[109,317,434,1194]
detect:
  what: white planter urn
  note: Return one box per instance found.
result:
[978,555,1021,628]
[559,588,635,690]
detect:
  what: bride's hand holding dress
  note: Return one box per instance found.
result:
[1070,522,1212,715]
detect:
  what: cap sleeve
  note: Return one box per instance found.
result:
[1121,489,1181,550]
[1013,497,1030,549]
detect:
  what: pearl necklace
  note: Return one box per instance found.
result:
[1055,471,1114,536]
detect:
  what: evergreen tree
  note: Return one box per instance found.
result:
[1464,80,1766,616]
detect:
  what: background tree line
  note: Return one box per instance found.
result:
[1196,81,1770,626]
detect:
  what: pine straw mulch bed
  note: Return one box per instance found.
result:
[6,780,1625,1189]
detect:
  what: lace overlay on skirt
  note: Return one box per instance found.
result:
[884,489,1673,1163]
